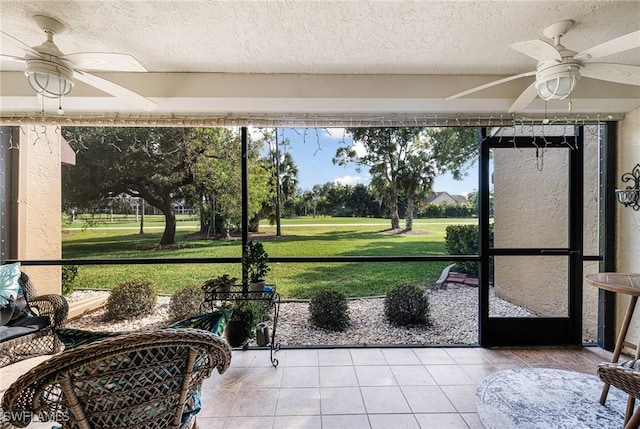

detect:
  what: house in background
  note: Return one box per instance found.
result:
[425,192,470,206]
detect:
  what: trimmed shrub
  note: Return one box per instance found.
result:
[444,224,494,277]
[384,284,429,326]
[445,224,479,276]
[105,278,157,321]
[61,265,78,296]
[309,289,349,331]
[169,283,203,321]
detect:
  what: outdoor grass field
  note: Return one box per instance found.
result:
[62,215,477,299]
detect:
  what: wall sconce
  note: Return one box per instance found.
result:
[616,163,640,211]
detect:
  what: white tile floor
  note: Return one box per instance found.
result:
[0,346,619,429]
[194,345,614,429]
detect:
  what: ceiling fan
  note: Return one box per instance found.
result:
[0,15,157,112]
[447,20,640,113]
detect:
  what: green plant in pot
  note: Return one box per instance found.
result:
[243,240,270,292]
[202,274,237,300]
[223,300,259,348]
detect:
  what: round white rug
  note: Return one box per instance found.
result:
[477,367,629,429]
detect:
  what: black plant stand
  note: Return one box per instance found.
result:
[200,284,281,367]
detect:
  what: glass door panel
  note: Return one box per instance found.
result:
[489,255,569,318]
[492,147,568,249]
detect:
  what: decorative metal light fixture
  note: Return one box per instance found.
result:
[535,63,580,101]
[616,163,640,211]
[25,56,74,98]
[23,23,74,100]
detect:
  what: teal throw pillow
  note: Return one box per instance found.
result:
[0,263,21,306]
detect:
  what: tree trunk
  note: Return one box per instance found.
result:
[208,196,216,239]
[160,206,177,245]
[405,194,414,231]
[275,129,282,237]
[139,199,145,234]
[390,185,400,229]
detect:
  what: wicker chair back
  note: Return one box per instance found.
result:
[1,328,232,429]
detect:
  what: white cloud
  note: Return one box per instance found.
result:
[333,175,368,186]
[249,127,268,141]
[323,128,348,140]
[352,141,367,157]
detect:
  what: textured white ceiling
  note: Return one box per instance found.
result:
[0,0,639,120]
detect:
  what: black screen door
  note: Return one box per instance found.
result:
[479,126,584,346]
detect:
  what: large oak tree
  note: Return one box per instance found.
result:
[63,127,201,245]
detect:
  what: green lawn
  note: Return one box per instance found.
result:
[62,216,477,298]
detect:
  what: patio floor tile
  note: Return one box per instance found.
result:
[321,414,371,429]
[401,385,457,413]
[360,386,412,414]
[0,346,621,429]
[319,365,359,387]
[275,387,321,416]
[369,413,420,428]
[355,365,397,386]
[320,387,367,414]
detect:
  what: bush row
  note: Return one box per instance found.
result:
[99,278,431,332]
[309,284,430,331]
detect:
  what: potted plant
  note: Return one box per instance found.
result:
[243,240,270,292]
[202,274,237,300]
[223,300,259,348]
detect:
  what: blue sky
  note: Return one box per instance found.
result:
[262,128,480,196]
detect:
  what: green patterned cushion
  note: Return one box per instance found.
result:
[56,328,122,349]
[56,311,229,424]
[0,263,21,306]
[169,310,230,336]
[58,310,230,350]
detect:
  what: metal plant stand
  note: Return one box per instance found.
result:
[200,284,281,367]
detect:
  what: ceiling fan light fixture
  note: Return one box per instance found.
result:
[25,57,74,98]
[535,64,580,101]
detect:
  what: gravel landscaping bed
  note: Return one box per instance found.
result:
[66,284,535,345]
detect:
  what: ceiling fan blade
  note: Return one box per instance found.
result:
[0,31,41,57]
[74,70,157,111]
[510,39,562,62]
[62,52,147,72]
[508,82,538,113]
[581,63,640,86]
[575,30,640,62]
[447,71,536,100]
[0,53,25,64]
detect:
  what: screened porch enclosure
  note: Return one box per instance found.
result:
[1,122,616,348]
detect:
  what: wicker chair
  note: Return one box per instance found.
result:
[0,272,69,367]
[598,359,640,429]
[1,328,232,429]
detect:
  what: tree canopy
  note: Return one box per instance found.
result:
[188,128,270,238]
[63,127,198,245]
[62,127,271,245]
[334,127,478,230]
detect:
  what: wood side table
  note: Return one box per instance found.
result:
[585,273,640,425]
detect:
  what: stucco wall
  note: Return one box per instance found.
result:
[617,108,640,354]
[493,145,569,316]
[582,127,601,341]
[493,126,600,339]
[16,126,62,295]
